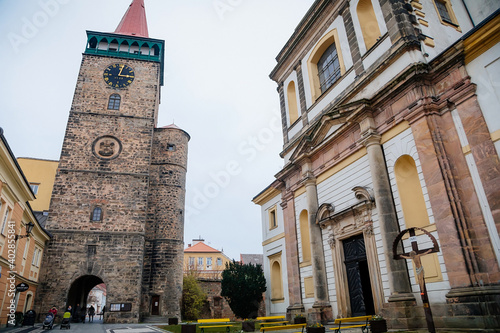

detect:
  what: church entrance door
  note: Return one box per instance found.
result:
[152,296,160,315]
[67,275,106,313]
[343,234,375,317]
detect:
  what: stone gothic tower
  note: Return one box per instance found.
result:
[34,0,189,323]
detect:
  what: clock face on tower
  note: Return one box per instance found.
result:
[103,63,135,88]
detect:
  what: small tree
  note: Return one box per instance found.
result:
[221,261,266,319]
[182,274,207,320]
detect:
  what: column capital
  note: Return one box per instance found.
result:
[360,132,382,148]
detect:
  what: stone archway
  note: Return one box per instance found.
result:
[67,275,105,311]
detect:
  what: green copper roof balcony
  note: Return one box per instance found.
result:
[85,31,165,85]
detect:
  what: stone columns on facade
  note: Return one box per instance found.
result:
[359,116,413,301]
[281,191,304,316]
[302,162,333,322]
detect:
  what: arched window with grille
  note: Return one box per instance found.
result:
[317,43,342,94]
[107,94,121,110]
[307,29,346,102]
[91,207,102,222]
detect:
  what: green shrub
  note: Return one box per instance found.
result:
[221,261,266,319]
[182,274,206,320]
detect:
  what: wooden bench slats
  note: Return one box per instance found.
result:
[198,319,232,333]
[260,321,288,326]
[329,324,367,330]
[198,319,231,323]
[333,315,372,324]
[331,315,372,333]
[256,316,286,321]
[260,323,306,332]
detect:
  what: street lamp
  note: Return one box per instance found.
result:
[15,221,35,241]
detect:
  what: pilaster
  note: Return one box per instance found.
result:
[340,3,364,76]
[278,83,289,145]
[294,61,309,127]
[281,192,302,311]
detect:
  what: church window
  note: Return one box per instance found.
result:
[217,257,222,266]
[317,43,342,93]
[91,207,102,222]
[269,206,278,230]
[108,94,121,110]
[166,143,176,151]
[307,29,346,102]
[189,257,195,268]
[286,81,299,125]
[198,257,204,269]
[433,0,460,28]
[357,0,382,50]
[207,257,212,269]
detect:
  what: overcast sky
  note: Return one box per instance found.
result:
[0,0,315,260]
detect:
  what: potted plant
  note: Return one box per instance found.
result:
[242,319,256,332]
[294,314,307,324]
[306,322,325,333]
[369,315,387,333]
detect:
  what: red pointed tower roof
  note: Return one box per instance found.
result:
[114,0,149,38]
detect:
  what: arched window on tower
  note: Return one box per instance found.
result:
[108,94,121,110]
[91,207,102,222]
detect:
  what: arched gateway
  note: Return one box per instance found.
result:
[67,275,105,310]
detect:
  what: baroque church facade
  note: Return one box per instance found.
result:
[254,0,500,331]
[34,0,189,323]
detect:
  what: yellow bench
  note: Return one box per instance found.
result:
[198,318,233,333]
[256,316,288,326]
[260,323,306,333]
[329,315,373,333]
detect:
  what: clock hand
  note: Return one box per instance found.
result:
[118,65,124,76]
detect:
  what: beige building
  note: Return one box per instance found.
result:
[184,239,231,279]
[17,158,58,213]
[0,129,51,326]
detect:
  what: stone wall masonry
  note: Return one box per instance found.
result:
[72,55,160,121]
[35,231,145,322]
[58,112,154,175]
[47,170,149,233]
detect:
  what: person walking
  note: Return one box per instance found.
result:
[74,304,81,323]
[80,306,87,323]
[88,305,95,322]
